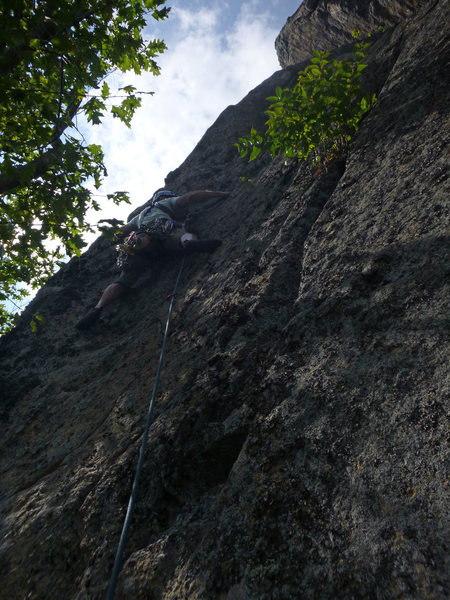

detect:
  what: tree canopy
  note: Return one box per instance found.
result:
[0,0,169,333]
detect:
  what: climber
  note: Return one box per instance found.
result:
[75,188,231,329]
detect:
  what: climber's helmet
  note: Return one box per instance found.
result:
[152,189,176,203]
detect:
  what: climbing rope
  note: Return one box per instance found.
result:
[106,254,186,600]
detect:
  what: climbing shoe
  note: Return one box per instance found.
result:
[183,239,222,254]
[75,307,102,330]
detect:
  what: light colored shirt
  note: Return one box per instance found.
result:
[128,197,187,230]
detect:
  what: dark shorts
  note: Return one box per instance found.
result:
[113,253,153,288]
[113,226,187,288]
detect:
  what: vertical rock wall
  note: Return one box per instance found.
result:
[275,0,427,67]
[0,1,448,599]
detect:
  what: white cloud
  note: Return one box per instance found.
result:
[176,5,220,31]
[83,1,284,239]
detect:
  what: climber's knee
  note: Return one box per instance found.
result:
[180,232,197,247]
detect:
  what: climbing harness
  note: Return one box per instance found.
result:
[115,219,186,269]
[106,254,185,600]
[115,231,153,269]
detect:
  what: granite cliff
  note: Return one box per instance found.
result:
[275,0,426,67]
[0,1,448,599]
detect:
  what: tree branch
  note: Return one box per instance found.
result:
[0,144,62,195]
[0,98,81,195]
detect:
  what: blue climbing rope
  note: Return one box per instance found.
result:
[106,255,185,600]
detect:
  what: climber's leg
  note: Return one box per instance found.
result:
[96,282,126,309]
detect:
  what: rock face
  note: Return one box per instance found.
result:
[275,0,427,67]
[0,1,448,599]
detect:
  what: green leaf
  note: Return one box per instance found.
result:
[249,145,261,161]
[0,0,170,333]
[120,85,137,93]
[101,81,110,99]
[235,36,374,170]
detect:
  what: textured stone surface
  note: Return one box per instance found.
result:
[0,1,449,599]
[275,0,427,67]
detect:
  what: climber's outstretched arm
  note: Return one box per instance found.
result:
[175,190,231,208]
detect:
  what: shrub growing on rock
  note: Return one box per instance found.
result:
[236,35,376,167]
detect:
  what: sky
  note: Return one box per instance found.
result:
[83,0,302,233]
[9,0,302,316]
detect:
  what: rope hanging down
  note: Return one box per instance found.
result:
[106,255,186,600]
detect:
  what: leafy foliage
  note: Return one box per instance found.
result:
[0,0,169,334]
[30,311,45,334]
[236,36,376,166]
